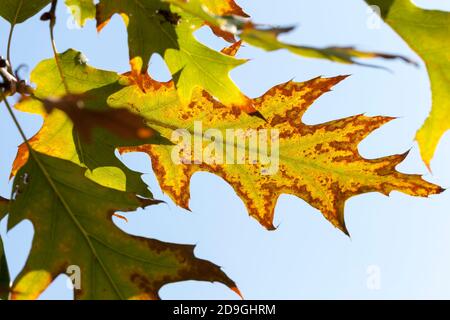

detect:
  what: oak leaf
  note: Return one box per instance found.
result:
[0,0,51,25]
[113,66,443,234]
[96,0,253,110]
[365,0,450,167]
[12,50,166,197]
[8,152,235,300]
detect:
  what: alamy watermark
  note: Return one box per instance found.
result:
[366,5,382,30]
[171,121,280,175]
[366,264,381,290]
[66,5,81,30]
[66,265,81,290]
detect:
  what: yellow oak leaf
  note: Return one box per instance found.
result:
[110,65,443,234]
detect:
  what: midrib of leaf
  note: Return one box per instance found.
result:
[12,0,24,25]
[88,233,177,269]
[6,0,23,65]
[144,115,380,181]
[5,37,125,297]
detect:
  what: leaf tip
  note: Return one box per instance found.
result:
[139,198,165,208]
[231,286,244,299]
[221,40,243,57]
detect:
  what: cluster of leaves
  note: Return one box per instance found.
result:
[0,0,447,300]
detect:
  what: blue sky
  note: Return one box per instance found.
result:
[1,0,450,299]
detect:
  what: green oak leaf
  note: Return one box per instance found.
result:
[96,0,252,109]
[8,152,235,299]
[0,0,51,25]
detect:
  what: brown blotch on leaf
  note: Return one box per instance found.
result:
[43,94,155,143]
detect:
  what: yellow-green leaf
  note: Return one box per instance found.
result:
[0,0,51,25]
[8,152,234,300]
[111,70,443,234]
[164,0,249,42]
[96,0,253,109]
[12,49,166,197]
[167,0,415,66]
[365,0,450,167]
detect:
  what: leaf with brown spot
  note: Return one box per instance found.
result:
[221,40,243,57]
[8,152,235,300]
[112,70,443,234]
[42,94,155,143]
[12,49,168,198]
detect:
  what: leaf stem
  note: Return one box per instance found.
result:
[6,24,15,72]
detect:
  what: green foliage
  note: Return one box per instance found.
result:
[0,0,445,300]
[0,0,51,25]
[365,0,450,167]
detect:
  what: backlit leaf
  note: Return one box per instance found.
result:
[164,0,249,42]
[0,0,50,25]
[8,152,235,300]
[96,0,253,109]
[365,0,450,167]
[12,49,166,197]
[113,69,443,234]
